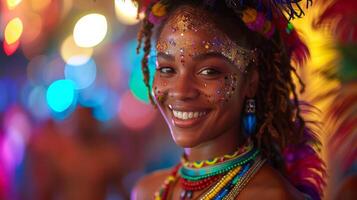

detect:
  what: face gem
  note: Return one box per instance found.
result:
[212,73,239,104]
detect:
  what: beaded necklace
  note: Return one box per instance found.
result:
[154,164,181,200]
[179,148,259,180]
[181,143,254,169]
[154,145,264,200]
[201,156,266,200]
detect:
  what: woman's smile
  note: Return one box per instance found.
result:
[167,104,211,128]
[151,5,251,148]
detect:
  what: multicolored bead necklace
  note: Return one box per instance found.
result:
[154,144,265,200]
[181,142,253,169]
[154,164,181,200]
[179,148,259,181]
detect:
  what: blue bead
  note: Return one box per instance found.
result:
[243,113,257,136]
[213,187,231,200]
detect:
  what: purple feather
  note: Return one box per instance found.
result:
[283,121,326,200]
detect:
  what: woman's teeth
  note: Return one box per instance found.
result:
[172,110,207,120]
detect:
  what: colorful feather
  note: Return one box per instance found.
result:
[313,0,357,198]
[283,121,326,200]
[265,0,313,20]
[314,0,357,43]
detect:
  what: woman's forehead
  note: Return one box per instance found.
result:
[156,5,258,73]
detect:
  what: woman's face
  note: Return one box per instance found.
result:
[153,6,258,148]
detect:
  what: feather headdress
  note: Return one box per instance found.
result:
[131,0,311,64]
[314,0,357,198]
[283,118,326,200]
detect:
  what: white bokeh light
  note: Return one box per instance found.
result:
[61,35,93,65]
[114,0,143,25]
[73,13,108,48]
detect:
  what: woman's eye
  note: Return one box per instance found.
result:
[199,68,221,76]
[158,67,175,74]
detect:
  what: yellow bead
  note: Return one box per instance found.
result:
[193,161,204,168]
[167,176,175,181]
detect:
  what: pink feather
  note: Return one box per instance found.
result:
[283,123,326,200]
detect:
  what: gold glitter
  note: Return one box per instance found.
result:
[157,6,258,73]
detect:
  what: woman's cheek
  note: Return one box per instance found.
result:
[153,76,169,104]
[202,73,239,105]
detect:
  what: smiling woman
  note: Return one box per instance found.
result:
[130,0,326,200]
[152,6,258,150]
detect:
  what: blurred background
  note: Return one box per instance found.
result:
[0,0,356,199]
[0,0,182,199]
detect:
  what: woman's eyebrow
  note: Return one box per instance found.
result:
[192,52,229,62]
[192,52,239,70]
[157,52,175,61]
[156,51,231,63]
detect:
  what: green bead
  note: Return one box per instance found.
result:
[179,149,260,180]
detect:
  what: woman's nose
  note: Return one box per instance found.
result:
[169,74,200,101]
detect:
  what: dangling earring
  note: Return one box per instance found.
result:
[243,98,257,137]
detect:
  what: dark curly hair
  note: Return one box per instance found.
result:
[136,0,307,174]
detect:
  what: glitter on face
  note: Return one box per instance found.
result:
[154,86,166,103]
[155,6,247,109]
[212,73,239,104]
[156,6,258,73]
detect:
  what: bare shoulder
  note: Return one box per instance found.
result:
[131,168,172,200]
[239,163,305,200]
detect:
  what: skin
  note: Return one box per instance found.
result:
[132,5,304,200]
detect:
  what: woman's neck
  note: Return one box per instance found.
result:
[183,127,246,162]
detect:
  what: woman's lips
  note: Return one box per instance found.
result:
[169,109,210,128]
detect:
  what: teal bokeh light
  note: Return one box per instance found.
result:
[46,79,76,113]
[123,39,156,103]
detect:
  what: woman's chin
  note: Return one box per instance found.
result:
[171,133,202,148]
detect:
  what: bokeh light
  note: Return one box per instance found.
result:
[6,0,22,10]
[93,89,119,122]
[78,82,108,108]
[119,39,156,103]
[73,13,108,48]
[3,40,20,56]
[4,18,23,45]
[30,0,51,12]
[64,58,97,89]
[2,106,31,170]
[0,79,8,112]
[26,86,50,119]
[119,39,141,73]
[46,79,76,112]
[0,78,17,113]
[60,35,93,65]
[129,65,151,103]
[114,0,143,25]
[44,57,66,85]
[118,91,156,131]
[26,55,65,86]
